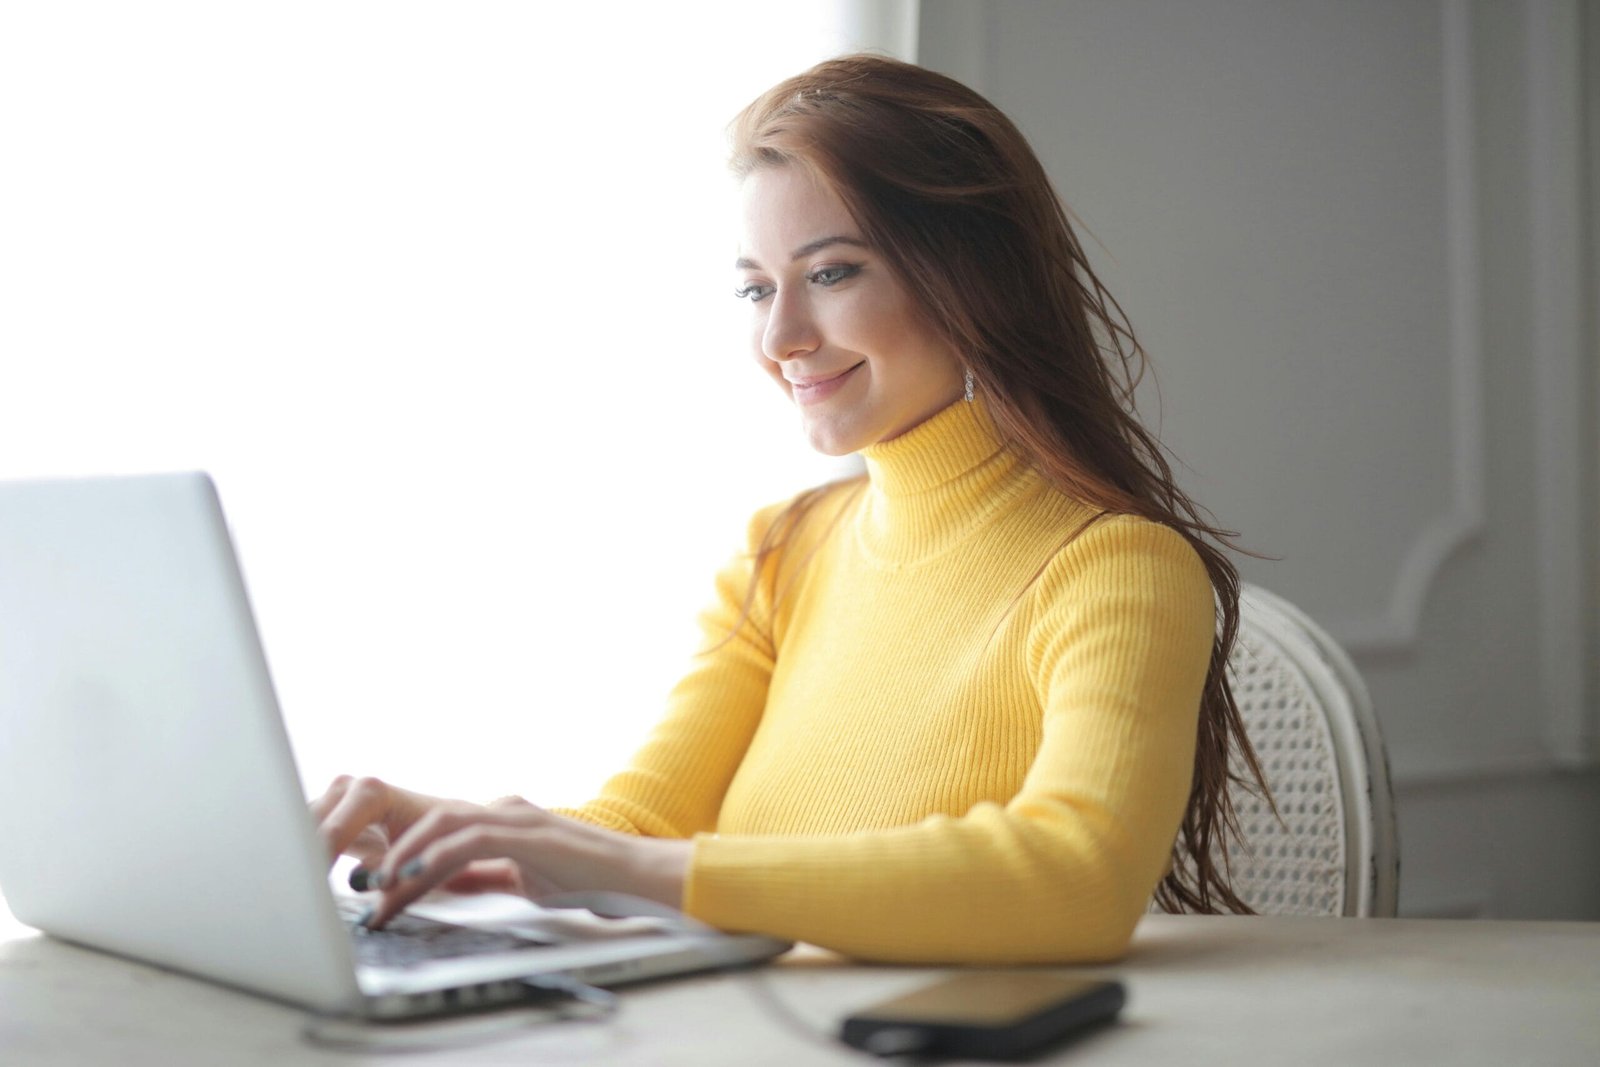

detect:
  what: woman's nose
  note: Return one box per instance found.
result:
[761,290,820,363]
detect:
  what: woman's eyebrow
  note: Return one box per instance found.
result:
[734,234,870,270]
[790,234,869,259]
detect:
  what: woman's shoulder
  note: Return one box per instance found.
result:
[1033,510,1213,608]
[742,476,867,552]
[1018,513,1216,667]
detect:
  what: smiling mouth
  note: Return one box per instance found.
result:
[787,362,865,405]
[786,363,862,387]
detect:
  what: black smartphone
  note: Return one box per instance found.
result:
[839,972,1125,1060]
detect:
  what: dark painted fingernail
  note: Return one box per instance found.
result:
[348,867,371,892]
[399,858,426,880]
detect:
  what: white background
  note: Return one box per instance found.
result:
[0,2,881,807]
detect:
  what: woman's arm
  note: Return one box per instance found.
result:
[681,518,1214,963]
[550,501,787,837]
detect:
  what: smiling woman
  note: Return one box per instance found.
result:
[317,53,1271,965]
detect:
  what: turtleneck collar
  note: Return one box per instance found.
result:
[854,397,1039,565]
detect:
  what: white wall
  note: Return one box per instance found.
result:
[0,2,894,813]
[921,0,1600,919]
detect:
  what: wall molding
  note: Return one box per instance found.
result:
[1527,0,1596,766]
[1391,747,1569,791]
[1332,0,1487,655]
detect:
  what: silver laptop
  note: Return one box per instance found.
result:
[0,472,787,1019]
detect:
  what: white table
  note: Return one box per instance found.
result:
[2,909,1597,1065]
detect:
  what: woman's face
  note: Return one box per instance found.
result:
[735,166,965,456]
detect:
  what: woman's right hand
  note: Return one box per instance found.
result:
[309,775,525,899]
[309,775,449,879]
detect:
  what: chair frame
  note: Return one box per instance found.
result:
[1236,584,1400,917]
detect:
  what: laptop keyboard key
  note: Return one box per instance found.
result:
[340,905,554,969]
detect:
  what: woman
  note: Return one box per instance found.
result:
[315,54,1264,964]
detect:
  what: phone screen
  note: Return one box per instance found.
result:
[852,973,1116,1027]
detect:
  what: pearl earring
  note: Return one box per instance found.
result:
[964,367,975,403]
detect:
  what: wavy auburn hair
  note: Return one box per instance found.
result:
[730,54,1269,914]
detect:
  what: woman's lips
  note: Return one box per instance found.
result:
[788,362,864,406]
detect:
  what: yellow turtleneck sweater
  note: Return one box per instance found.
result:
[560,399,1214,963]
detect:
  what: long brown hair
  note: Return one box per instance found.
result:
[729,54,1269,914]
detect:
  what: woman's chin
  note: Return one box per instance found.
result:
[800,415,864,457]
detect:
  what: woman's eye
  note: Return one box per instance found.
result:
[808,264,860,287]
[733,283,773,303]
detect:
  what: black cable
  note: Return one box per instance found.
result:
[736,964,943,1060]
[737,964,849,1052]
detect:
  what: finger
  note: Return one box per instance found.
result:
[308,775,354,824]
[318,776,397,861]
[366,809,548,926]
[371,802,504,888]
[441,858,524,895]
[344,826,393,888]
[366,823,532,928]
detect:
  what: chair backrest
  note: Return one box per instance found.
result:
[1218,584,1399,917]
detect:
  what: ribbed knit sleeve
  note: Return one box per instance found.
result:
[552,504,783,838]
[682,517,1215,963]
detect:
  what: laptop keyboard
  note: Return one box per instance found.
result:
[337,900,555,969]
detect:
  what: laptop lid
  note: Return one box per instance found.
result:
[0,472,361,1013]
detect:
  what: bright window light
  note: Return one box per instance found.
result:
[0,2,898,806]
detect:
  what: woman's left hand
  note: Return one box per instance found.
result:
[357,795,692,929]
